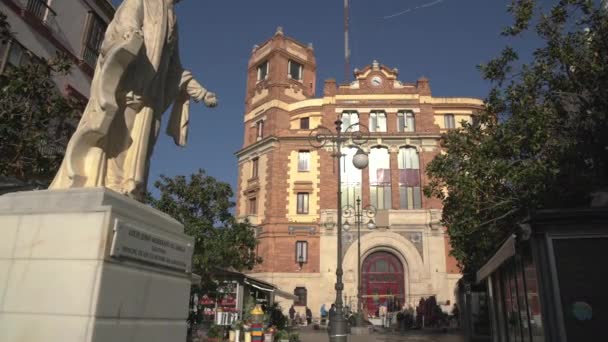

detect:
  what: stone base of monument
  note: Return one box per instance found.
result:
[0,188,195,342]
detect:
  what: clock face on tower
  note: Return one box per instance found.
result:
[371,76,383,87]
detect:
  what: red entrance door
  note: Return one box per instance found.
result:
[361,251,405,317]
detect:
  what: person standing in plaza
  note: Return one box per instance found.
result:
[305,307,312,325]
[327,304,336,333]
[320,304,328,324]
[329,304,336,319]
[379,301,388,328]
[289,305,295,326]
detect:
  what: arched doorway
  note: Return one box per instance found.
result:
[361,251,405,317]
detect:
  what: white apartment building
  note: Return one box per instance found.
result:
[1,0,114,100]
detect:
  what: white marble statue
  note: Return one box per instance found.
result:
[50,0,217,199]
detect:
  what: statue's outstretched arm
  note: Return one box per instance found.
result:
[165,34,217,109]
[164,40,218,147]
[185,77,217,107]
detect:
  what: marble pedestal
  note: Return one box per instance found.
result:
[0,188,195,342]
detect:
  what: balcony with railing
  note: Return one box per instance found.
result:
[81,14,106,68]
[82,45,99,67]
[22,0,56,23]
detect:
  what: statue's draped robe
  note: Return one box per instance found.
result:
[50,0,192,198]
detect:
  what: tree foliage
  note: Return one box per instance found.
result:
[146,169,261,285]
[425,0,608,273]
[0,12,11,42]
[0,11,78,184]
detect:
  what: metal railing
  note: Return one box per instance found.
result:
[25,0,56,22]
[82,45,99,67]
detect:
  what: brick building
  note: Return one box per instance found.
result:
[236,28,483,317]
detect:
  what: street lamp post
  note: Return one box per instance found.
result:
[309,118,370,342]
[342,197,376,323]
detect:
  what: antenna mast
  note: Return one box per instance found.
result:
[344,0,350,83]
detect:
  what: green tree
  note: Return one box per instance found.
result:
[0,12,11,42]
[146,169,261,286]
[425,0,608,273]
[0,11,79,184]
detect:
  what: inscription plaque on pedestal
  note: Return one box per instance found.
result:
[110,219,194,272]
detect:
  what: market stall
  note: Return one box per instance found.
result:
[189,267,296,328]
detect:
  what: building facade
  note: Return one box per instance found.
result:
[1,0,114,99]
[236,28,483,317]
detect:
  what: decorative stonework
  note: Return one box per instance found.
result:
[244,178,260,196]
[286,46,308,61]
[285,85,307,100]
[251,88,269,104]
[341,231,371,258]
[320,210,337,234]
[292,181,314,193]
[429,209,443,231]
[252,43,272,64]
[398,232,424,260]
[288,226,316,235]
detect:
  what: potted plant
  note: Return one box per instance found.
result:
[206,324,223,342]
[242,320,251,342]
[264,326,276,342]
[230,320,244,342]
[288,331,299,342]
[275,330,289,342]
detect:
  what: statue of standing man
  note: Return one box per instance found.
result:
[50,0,217,200]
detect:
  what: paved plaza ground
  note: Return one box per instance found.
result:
[190,324,465,342]
[299,327,465,342]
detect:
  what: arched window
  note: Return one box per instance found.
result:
[341,147,362,207]
[341,111,359,132]
[294,287,307,306]
[369,111,387,132]
[398,147,421,209]
[369,147,391,209]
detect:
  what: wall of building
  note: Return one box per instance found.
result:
[1,0,113,97]
[237,30,484,316]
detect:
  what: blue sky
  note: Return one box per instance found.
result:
[111,0,547,196]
